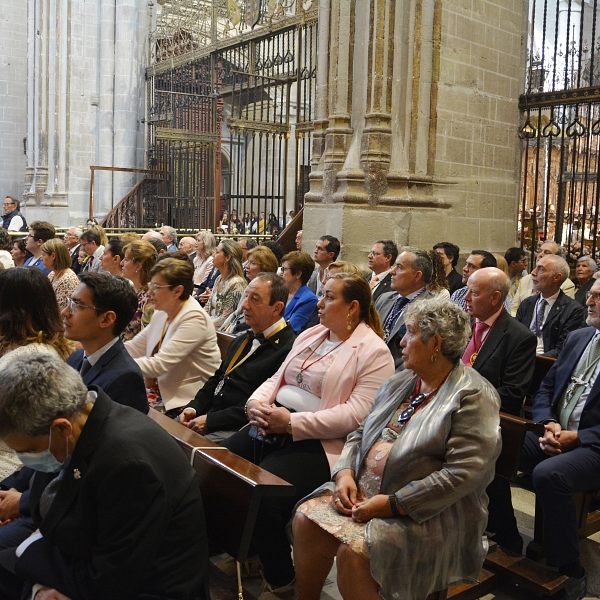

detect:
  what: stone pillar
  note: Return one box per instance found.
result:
[304,0,528,266]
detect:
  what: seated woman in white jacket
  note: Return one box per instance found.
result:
[125,257,221,418]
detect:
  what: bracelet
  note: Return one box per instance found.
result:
[388,494,401,517]
[286,418,293,436]
[244,400,251,420]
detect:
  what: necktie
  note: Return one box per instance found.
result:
[370,275,379,290]
[39,470,67,519]
[80,357,92,378]
[383,296,410,341]
[558,335,600,429]
[531,298,547,337]
[462,321,489,366]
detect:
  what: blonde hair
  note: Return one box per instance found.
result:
[247,246,279,274]
[123,240,158,287]
[41,238,72,272]
[328,261,365,279]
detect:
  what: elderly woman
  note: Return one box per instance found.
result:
[281,250,318,333]
[41,238,80,309]
[205,239,247,328]
[573,256,598,306]
[220,245,279,333]
[120,239,157,340]
[125,258,221,417]
[10,238,32,267]
[224,274,395,597]
[293,298,501,600]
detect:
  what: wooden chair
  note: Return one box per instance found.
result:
[217,331,236,361]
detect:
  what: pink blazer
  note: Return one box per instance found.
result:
[249,322,395,470]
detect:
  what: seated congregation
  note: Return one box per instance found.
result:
[0,225,598,600]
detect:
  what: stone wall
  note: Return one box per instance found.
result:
[0,0,27,202]
[303,0,528,268]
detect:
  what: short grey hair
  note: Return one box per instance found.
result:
[68,227,83,240]
[0,353,88,438]
[578,256,598,273]
[400,246,433,284]
[404,297,471,361]
[161,226,177,244]
[544,254,571,282]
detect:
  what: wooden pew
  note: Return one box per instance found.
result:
[217,331,237,361]
[148,408,295,563]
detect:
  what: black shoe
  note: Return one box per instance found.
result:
[555,574,587,600]
[488,533,523,555]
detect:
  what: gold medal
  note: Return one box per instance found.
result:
[469,352,478,365]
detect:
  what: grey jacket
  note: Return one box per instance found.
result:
[304,363,501,600]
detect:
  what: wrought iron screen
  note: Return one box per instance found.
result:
[520,0,600,264]
[145,4,317,232]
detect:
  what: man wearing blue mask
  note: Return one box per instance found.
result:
[0,353,209,600]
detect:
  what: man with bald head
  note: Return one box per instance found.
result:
[463,267,536,415]
[510,240,576,315]
[178,236,197,261]
[142,230,162,242]
[516,255,585,358]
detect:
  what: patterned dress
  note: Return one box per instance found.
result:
[121,288,154,342]
[49,269,80,310]
[206,275,247,329]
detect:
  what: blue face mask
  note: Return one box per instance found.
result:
[16,427,68,473]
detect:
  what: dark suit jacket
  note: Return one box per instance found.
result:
[9,389,208,600]
[70,244,82,275]
[67,339,148,414]
[284,285,318,333]
[375,289,435,371]
[472,310,537,415]
[447,269,463,295]
[573,277,594,307]
[516,290,586,358]
[186,324,296,433]
[533,327,600,451]
[370,272,392,303]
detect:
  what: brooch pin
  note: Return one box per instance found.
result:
[73,469,82,480]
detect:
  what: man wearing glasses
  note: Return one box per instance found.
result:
[488,275,600,600]
[367,240,398,302]
[1,197,27,232]
[24,221,55,275]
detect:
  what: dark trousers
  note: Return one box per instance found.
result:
[487,431,600,567]
[223,430,330,587]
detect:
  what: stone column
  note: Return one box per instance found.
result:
[304,0,528,266]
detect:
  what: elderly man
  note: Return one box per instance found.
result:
[308,235,340,298]
[141,230,161,242]
[159,225,177,251]
[367,240,398,302]
[573,256,598,306]
[462,267,536,415]
[511,240,576,315]
[0,354,208,600]
[2,197,27,232]
[488,277,600,600]
[80,229,104,273]
[516,255,585,358]
[375,247,435,371]
[63,227,83,274]
[178,236,197,260]
[295,230,302,250]
[179,273,296,442]
[449,249,497,311]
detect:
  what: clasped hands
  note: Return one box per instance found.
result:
[331,470,403,523]
[245,400,290,436]
[0,488,21,526]
[539,422,581,456]
[179,409,208,435]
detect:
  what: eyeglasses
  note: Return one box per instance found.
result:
[368,251,383,257]
[2,203,15,207]
[398,393,428,425]
[148,283,172,293]
[586,291,600,302]
[66,297,102,313]
[280,267,293,273]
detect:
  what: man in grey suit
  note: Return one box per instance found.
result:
[375,247,436,370]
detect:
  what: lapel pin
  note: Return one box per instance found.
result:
[73,469,82,480]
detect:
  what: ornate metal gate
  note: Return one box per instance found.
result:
[520,0,600,263]
[145,1,318,231]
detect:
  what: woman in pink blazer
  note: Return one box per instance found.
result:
[224,274,394,597]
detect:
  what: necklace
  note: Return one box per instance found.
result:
[397,371,452,426]
[295,335,346,384]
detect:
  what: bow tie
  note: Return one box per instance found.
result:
[247,331,265,343]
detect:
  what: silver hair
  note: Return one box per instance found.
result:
[196,230,217,257]
[161,226,177,244]
[577,256,598,273]
[0,353,88,438]
[404,297,471,361]
[68,227,83,240]
[400,246,433,284]
[543,254,571,282]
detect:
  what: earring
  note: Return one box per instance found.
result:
[431,354,437,363]
[347,313,352,331]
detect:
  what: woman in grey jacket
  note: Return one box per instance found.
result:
[293,298,502,600]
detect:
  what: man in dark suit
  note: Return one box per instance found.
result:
[488,278,600,600]
[516,254,585,358]
[462,267,536,415]
[0,354,208,600]
[375,247,436,371]
[63,226,83,275]
[367,240,398,302]
[63,272,148,414]
[180,273,296,442]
